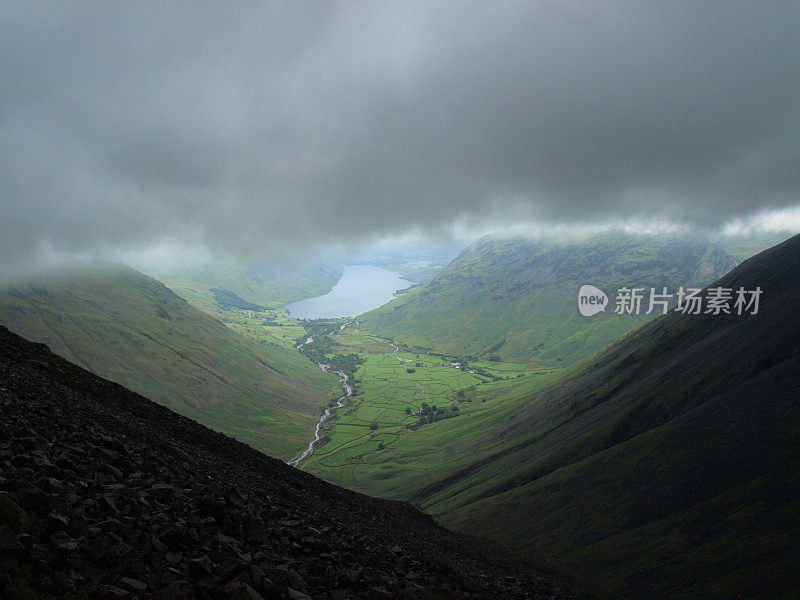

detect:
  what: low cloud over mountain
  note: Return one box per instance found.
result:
[1,2,798,274]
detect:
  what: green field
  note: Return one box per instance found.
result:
[181,302,564,503]
[210,305,309,351]
[293,325,559,498]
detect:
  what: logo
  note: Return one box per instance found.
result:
[577,284,762,317]
[578,284,608,316]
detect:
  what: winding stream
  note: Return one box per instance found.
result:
[289,339,430,468]
[287,364,352,468]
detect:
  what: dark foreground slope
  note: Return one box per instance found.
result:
[0,326,576,600]
[434,234,800,599]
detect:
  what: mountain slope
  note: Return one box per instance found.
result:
[0,263,336,459]
[424,234,800,599]
[362,233,737,366]
[0,325,576,600]
[148,260,342,314]
[715,231,794,261]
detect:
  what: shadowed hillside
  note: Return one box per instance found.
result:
[425,234,800,599]
[0,325,576,600]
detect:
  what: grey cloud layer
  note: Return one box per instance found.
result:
[1,2,798,270]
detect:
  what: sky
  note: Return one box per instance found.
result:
[1,2,798,276]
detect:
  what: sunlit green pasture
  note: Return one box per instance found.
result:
[190,306,561,501]
[300,326,552,495]
[218,307,308,350]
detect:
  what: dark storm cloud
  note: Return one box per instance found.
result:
[1,1,798,273]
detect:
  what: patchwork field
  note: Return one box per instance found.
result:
[216,307,310,351]
[295,326,559,496]
[157,288,566,501]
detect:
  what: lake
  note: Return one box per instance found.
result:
[285,265,413,319]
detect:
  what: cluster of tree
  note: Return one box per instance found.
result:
[298,319,342,339]
[329,353,365,376]
[210,288,267,311]
[450,357,498,381]
[295,321,340,360]
[480,340,506,356]
[413,402,460,427]
[301,337,337,365]
[296,322,364,378]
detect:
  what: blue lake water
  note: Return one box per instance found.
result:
[285,265,413,319]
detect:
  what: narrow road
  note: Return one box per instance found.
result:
[287,364,352,468]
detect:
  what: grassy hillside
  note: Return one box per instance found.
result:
[0,263,338,459]
[299,326,550,496]
[361,233,737,366]
[423,234,800,599]
[347,239,467,283]
[715,231,793,261]
[147,259,342,314]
